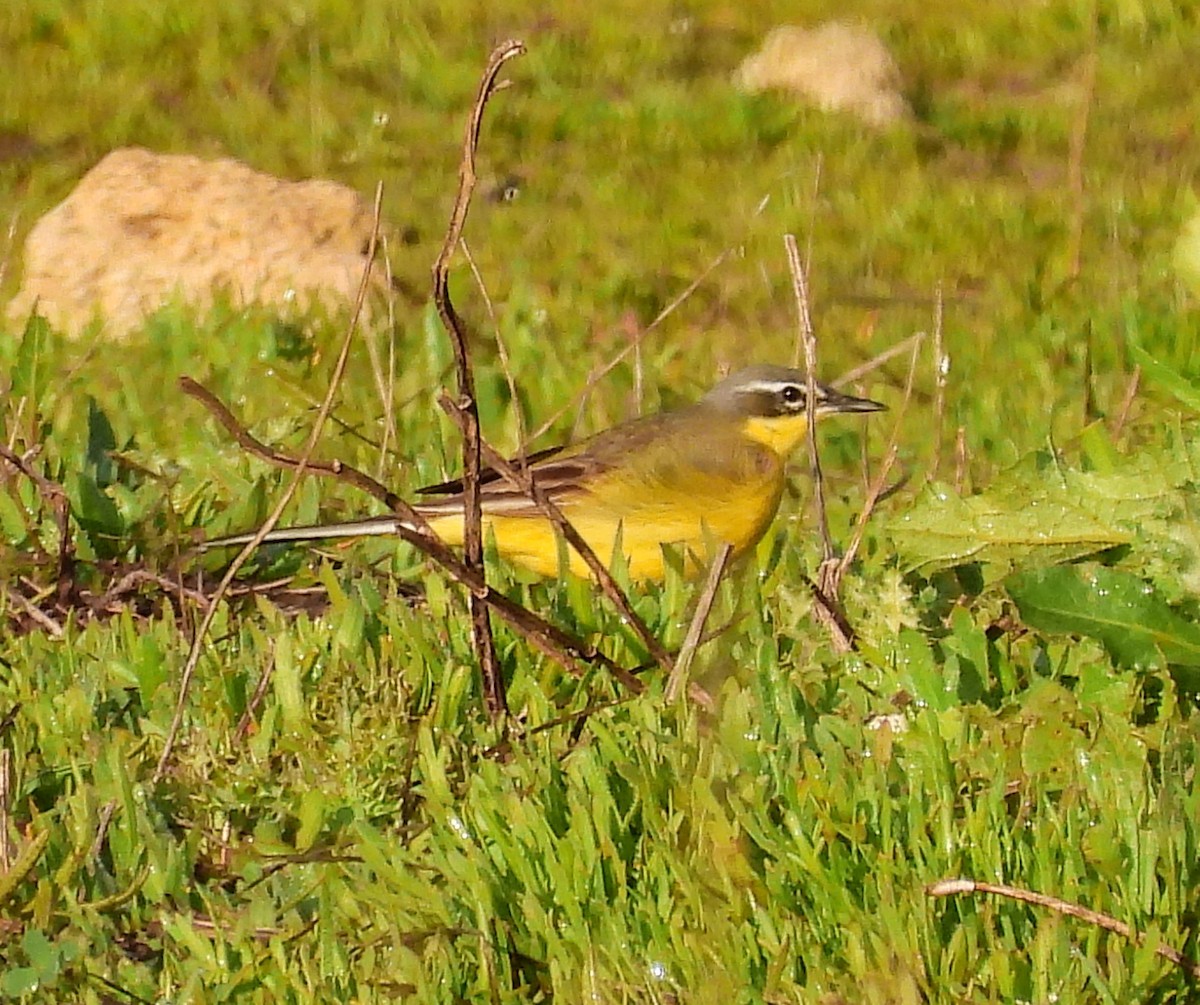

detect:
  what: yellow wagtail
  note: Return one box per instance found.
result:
[204,365,884,580]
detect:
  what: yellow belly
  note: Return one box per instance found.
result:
[425,481,783,581]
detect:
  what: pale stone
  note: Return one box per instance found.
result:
[9,148,388,338]
[736,22,910,128]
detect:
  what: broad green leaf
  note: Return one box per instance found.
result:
[0,967,40,997]
[295,789,327,852]
[72,474,123,552]
[273,630,307,735]
[1007,565,1200,668]
[11,312,50,399]
[893,482,1128,579]
[0,489,29,542]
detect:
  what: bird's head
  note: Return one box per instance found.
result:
[703,364,886,456]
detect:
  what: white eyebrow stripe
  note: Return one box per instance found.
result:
[737,380,804,394]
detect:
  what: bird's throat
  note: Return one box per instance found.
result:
[740,413,811,457]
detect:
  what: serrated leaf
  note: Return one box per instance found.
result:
[1007,565,1200,668]
[893,482,1127,579]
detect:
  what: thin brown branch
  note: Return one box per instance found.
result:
[179,376,404,512]
[155,184,386,784]
[954,425,969,494]
[802,574,856,649]
[4,585,64,638]
[835,335,923,588]
[665,543,731,703]
[1111,365,1141,438]
[88,800,117,865]
[94,569,211,611]
[833,332,924,389]
[783,233,833,563]
[927,877,1200,979]
[438,394,674,675]
[431,39,525,719]
[190,381,646,695]
[0,747,11,871]
[930,283,947,479]
[0,443,74,602]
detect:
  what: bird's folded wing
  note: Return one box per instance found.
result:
[415,443,567,496]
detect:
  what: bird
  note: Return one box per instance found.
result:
[202,364,885,581]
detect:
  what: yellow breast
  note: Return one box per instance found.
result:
[426,449,785,581]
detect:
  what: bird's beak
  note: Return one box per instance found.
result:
[822,388,887,414]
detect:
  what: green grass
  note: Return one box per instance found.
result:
[3,0,1200,1001]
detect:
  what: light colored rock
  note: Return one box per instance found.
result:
[9,148,388,337]
[736,22,910,128]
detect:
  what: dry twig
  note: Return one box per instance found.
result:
[664,543,732,703]
[783,234,833,562]
[189,378,647,694]
[927,877,1200,979]
[440,396,675,674]
[1111,365,1141,438]
[834,335,923,590]
[431,39,526,718]
[930,283,947,479]
[0,443,74,603]
[784,233,854,650]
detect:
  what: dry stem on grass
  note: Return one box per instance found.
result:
[928,877,1200,979]
[431,40,526,717]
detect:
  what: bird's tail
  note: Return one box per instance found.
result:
[200,514,414,551]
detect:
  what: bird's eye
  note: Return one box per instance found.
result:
[781,384,804,406]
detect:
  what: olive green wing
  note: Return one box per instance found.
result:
[413,413,671,517]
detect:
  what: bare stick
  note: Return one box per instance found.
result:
[4,585,64,637]
[954,426,968,494]
[836,335,923,587]
[793,155,824,367]
[191,380,646,694]
[832,332,924,389]
[439,395,675,674]
[665,543,731,703]
[154,185,385,784]
[431,39,525,719]
[783,233,833,563]
[929,283,947,479]
[1111,365,1141,438]
[927,877,1200,979]
[88,800,117,863]
[0,747,11,871]
[179,377,404,512]
[0,443,74,604]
